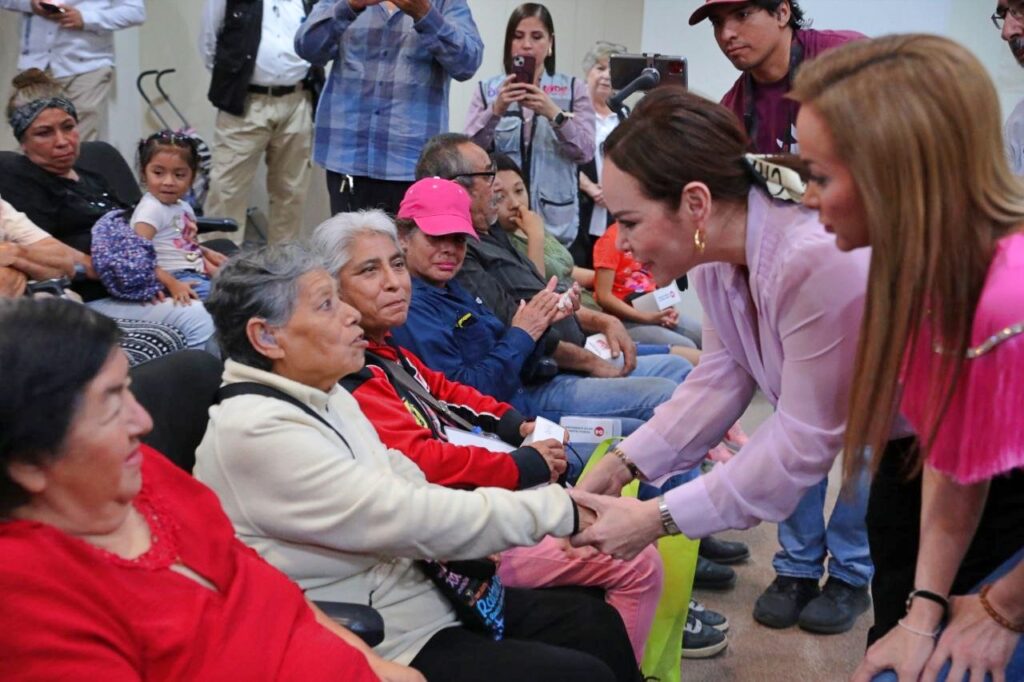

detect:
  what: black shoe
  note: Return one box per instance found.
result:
[798,577,872,634]
[693,556,736,591]
[690,598,729,632]
[698,535,750,565]
[752,576,820,629]
[682,610,729,658]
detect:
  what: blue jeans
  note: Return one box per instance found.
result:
[519,354,692,478]
[872,546,1024,682]
[772,466,874,588]
[625,314,702,349]
[171,270,212,300]
[87,295,215,351]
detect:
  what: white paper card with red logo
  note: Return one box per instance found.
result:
[522,416,567,446]
[584,333,614,360]
[632,281,683,313]
[559,417,622,444]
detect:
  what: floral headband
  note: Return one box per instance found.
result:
[9,97,78,141]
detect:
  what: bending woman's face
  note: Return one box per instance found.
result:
[602,158,697,286]
[796,105,869,251]
[20,108,80,177]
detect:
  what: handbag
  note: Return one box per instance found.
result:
[90,208,163,301]
[418,558,506,640]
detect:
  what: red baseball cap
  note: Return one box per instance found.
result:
[397,177,479,240]
[688,0,751,25]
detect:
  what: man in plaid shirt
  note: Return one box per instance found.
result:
[296,0,482,215]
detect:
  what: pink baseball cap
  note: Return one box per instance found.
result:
[688,0,751,25]
[397,177,479,240]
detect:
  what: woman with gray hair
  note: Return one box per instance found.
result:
[195,243,644,682]
[579,40,628,251]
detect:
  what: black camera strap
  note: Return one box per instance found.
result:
[742,37,805,152]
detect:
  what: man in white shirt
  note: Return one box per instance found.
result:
[199,0,316,245]
[0,0,145,141]
[997,0,1024,175]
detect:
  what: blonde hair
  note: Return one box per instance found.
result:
[6,68,63,120]
[790,34,1024,481]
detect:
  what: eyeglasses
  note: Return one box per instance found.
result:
[450,162,497,185]
[993,4,1024,29]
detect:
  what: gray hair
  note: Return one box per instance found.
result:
[415,132,475,189]
[206,243,322,370]
[311,209,400,277]
[582,41,628,75]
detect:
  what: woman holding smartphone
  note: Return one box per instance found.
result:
[464,2,595,252]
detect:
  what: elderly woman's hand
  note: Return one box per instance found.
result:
[0,266,28,298]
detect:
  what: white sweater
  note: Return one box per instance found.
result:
[194,360,576,663]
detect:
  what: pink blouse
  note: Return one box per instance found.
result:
[900,231,1024,484]
[621,189,871,538]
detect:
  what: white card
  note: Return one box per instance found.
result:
[559,416,622,444]
[585,333,613,360]
[445,427,515,453]
[523,416,567,445]
[652,283,683,310]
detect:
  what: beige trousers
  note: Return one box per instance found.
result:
[55,66,113,142]
[203,90,313,244]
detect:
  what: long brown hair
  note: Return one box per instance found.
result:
[790,34,1024,479]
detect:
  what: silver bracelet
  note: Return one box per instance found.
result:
[896,617,939,639]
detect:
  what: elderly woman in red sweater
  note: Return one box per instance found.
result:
[0,297,415,681]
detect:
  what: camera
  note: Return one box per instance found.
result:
[610,53,688,91]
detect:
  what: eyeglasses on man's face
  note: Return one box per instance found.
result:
[993,4,1024,29]
[450,162,497,185]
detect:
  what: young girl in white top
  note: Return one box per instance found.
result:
[130,131,225,303]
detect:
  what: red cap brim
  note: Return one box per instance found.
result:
[688,0,750,25]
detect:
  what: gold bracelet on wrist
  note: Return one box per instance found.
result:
[611,447,642,480]
[980,584,1024,633]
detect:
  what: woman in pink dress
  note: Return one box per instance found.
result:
[792,33,1024,682]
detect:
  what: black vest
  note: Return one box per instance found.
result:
[207,0,263,116]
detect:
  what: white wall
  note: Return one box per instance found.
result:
[641,0,1024,120]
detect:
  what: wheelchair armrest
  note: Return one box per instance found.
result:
[313,600,385,647]
[196,217,239,234]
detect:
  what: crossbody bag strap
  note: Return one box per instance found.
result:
[215,382,352,452]
[365,352,476,432]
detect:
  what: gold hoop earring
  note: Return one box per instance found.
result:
[693,228,707,254]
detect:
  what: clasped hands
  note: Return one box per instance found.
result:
[566,452,665,561]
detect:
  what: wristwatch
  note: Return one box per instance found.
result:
[658,496,681,536]
[552,110,573,127]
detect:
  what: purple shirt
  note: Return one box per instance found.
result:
[620,189,871,538]
[721,28,864,153]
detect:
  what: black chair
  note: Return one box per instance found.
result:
[129,350,384,646]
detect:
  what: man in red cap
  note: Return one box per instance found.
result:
[690,0,862,154]
[691,0,872,638]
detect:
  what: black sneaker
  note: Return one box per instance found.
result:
[752,576,820,629]
[798,577,872,634]
[682,610,728,659]
[690,598,729,632]
[698,535,750,565]
[693,556,736,591]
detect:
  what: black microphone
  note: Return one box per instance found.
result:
[608,67,661,118]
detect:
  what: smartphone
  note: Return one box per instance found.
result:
[39,2,66,14]
[510,54,537,85]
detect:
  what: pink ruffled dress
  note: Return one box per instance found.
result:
[900,232,1024,484]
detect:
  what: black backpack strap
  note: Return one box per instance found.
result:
[216,381,352,452]
[569,77,575,112]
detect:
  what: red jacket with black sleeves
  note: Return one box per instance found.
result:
[342,337,550,490]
